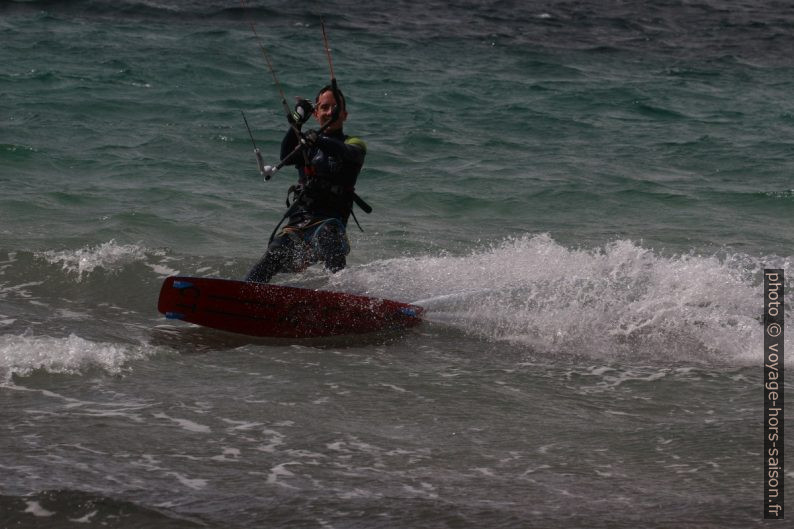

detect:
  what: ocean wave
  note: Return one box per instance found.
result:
[328,234,790,366]
[0,489,203,528]
[37,240,175,282]
[0,333,155,382]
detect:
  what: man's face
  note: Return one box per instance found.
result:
[314,90,347,132]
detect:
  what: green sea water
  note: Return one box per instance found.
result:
[3,0,792,257]
[1,1,792,527]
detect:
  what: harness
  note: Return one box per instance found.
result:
[269,131,371,244]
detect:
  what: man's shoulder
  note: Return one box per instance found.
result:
[344,135,367,154]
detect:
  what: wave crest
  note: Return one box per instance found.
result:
[332,234,787,365]
[38,240,173,281]
[0,333,152,382]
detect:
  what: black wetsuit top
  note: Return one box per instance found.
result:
[280,127,366,227]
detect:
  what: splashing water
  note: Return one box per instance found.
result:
[0,333,153,382]
[38,240,174,281]
[330,234,784,365]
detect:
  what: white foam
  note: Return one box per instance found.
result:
[210,447,241,461]
[255,428,285,453]
[402,482,438,498]
[0,281,42,300]
[332,234,790,365]
[146,263,180,277]
[221,418,264,431]
[378,383,408,393]
[266,462,299,489]
[39,240,164,281]
[0,333,152,382]
[152,412,211,433]
[69,510,98,524]
[166,471,208,490]
[24,501,54,517]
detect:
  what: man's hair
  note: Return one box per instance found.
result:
[315,85,346,111]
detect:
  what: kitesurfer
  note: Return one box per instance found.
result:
[244,85,367,283]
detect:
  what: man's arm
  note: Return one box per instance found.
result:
[315,134,366,166]
[279,128,304,167]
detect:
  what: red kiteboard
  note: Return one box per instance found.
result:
[156,276,423,338]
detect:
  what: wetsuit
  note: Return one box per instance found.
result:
[244,127,366,283]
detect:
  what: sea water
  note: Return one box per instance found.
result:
[1,1,792,527]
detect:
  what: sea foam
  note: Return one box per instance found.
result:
[38,240,175,281]
[0,333,152,382]
[331,234,789,365]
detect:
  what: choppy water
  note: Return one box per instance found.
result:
[1,0,792,527]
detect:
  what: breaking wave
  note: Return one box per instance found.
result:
[0,333,155,383]
[38,240,176,281]
[329,234,791,365]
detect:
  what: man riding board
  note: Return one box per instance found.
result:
[245,85,367,283]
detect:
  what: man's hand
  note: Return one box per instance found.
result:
[288,98,314,127]
[301,129,319,148]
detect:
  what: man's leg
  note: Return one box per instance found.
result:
[314,221,349,273]
[244,236,295,283]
